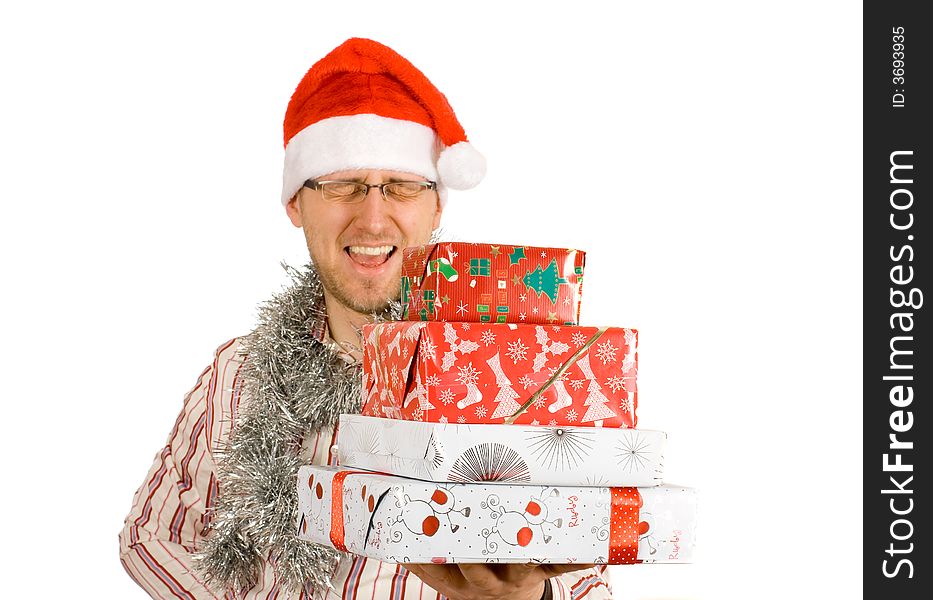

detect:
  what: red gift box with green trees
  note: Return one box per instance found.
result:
[401,243,585,325]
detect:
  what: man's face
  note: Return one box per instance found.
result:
[286,169,443,314]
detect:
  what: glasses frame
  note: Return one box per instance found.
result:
[303,179,437,204]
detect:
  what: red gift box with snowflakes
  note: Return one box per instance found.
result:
[401,242,585,325]
[360,321,637,428]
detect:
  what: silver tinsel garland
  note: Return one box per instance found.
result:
[193,262,397,595]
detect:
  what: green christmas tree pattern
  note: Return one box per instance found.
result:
[522,258,570,304]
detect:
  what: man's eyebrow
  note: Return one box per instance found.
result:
[326,176,424,183]
[387,176,427,183]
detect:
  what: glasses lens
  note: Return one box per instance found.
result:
[321,182,366,203]
[385,182,429,202]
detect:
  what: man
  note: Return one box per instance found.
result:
[120,38,614,600]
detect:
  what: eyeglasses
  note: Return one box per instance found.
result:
[303,179,437,204]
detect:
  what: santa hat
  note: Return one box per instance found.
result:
[281,38,485,205]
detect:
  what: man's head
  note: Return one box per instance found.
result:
[286,168,442,314]
[280,38,484,317]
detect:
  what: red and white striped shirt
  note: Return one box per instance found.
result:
[119,338,615,599]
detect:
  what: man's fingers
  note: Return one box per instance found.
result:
[540,563,598,577]
[402,563,466,591]
[496,562,548,583]
[457,563,499,587]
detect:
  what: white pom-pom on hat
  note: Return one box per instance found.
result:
[437,141,486,190]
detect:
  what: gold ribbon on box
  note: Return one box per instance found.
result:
[504,326,608,425]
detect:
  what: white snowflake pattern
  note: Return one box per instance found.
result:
[606,375,627,393]
[425,374,441,387]
[519,312,526,321]
[568,379,585,391]
[540,251,547,258]
[450,250,458,259]
[439,416,449,424]
[456,301,469,316]
[565,409,578,422]
[564,296,572,305]
[532,396,546,410]
[439,388,456,405]
[506,339,529,363]
[457,415,466,424]
[619,397,634,414]
[413,407,424,420]
[519,293,527,302]
[595,339,619,365]
[462,322,471,330]
[518,374,535,389]
[455,362,481,386]
[421,338,437,361]
[530,419,540,426]
[532,306,539,314]
[475,405,488,418]
[571,332,587,347]
[480,330,496,346]
[548,419,557,426]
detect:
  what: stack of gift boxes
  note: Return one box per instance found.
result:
[297,242,697,565]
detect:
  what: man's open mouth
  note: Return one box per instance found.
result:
[345,245,398,268]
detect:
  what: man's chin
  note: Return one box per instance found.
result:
[314,259,400,314]
[334,283,398,315]
[343,295,396,316]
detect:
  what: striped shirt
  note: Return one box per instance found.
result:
[119,338,615,599]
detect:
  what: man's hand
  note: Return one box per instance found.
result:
[402,562,595,600]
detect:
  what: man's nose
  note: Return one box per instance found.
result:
[353,186,392,231]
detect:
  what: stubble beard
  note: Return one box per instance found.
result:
[315,257,399,315]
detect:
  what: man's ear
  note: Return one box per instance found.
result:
[285,193,303,228]
[431,196,443,231]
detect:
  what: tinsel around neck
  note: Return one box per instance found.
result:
[194,262,396,595]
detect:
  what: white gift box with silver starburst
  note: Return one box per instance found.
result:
[335,415,665,487]
[297,464,696,564]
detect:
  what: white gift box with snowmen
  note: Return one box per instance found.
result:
[297,464,696,564]
[336,415,666,487]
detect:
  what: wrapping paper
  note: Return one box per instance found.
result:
[337,415,665,487]
[360,321,637,428]
[401,242,585,325]
[297,465,695,564]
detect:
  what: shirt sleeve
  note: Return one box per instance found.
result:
[119,339,244,600]
[548,565,614,600]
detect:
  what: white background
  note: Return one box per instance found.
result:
[0,1,861,598]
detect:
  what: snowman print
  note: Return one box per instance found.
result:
[637,511,656,555]
[392,485,471,537]
[481,488,563,555]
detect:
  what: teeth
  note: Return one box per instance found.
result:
[348,245,395,256]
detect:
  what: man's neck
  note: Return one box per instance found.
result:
[322,291,374,362]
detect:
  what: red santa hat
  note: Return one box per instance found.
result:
[281,38,485,205]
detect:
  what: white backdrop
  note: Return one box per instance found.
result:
[0,2,861,598]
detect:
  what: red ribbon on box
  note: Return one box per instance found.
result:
[329,470,373,552]
[608,487,644,564]
[329,469,393,552]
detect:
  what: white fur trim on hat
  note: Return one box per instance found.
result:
[436,141,486,190]
[281,114,439,205]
